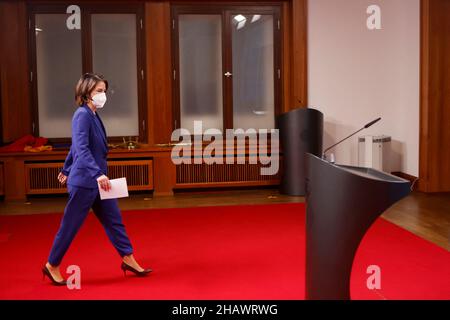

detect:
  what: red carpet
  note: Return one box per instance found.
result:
[0,203,448,300]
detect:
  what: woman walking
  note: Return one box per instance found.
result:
[43,73,151,285]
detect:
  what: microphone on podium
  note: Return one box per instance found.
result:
[322,117,381,161]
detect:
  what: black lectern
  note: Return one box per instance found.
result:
[278,108,323,196]
[305,153,411,300]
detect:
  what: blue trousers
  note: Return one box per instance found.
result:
[48,184,133,266]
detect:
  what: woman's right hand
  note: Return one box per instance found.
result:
[97,175,111,192]
[57,172,67,185]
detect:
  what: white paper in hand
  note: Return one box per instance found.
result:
[99,177,129,200]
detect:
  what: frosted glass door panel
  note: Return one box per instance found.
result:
[179,15,223,132]
[232,14,275,130]
[35,14,82,138]
[92,14,139,137]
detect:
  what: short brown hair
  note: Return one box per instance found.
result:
[75,73,108,106]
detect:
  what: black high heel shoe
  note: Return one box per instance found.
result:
[42,265,67,286]
[121,262,152,277]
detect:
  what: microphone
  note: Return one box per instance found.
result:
[364,117,382,129]
[322,117,381,161]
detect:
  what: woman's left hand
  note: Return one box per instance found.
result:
[57,172,67,185]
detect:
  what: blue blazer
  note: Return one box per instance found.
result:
[61,105,108,189]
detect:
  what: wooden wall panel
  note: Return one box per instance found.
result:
[145,1,173,144]
[2,159,26,201]
[419,0,450,192]
[280,0,307,113]
[153,153,176,196]
[443,0,450,190]
[0,1,31,143]
[290,0,307,109]
[0,147,174,200]
[419,0,430,192]
[281,1,292,113]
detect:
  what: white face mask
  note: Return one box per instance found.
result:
[92,92,107,109]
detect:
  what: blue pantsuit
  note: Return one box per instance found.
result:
[48,104,133,266]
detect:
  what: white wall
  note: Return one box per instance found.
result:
[308,0,420,176]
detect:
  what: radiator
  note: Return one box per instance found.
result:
[176,161,280,187]
[358,135,392,173]
[25,160,153,194]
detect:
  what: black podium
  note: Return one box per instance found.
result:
[278,108,323,196]
[305,153,411,300]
